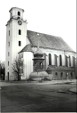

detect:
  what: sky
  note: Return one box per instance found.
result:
[0,0,76,61]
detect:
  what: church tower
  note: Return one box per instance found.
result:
[5,7,27,80]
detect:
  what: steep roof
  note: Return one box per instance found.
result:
[27,30,73,52]
[19,44,33,53]
[20,30,74,53]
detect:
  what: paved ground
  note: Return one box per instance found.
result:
[0,79,76,86]
[1,80,77,112]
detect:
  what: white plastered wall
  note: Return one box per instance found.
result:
[22,52,33,79]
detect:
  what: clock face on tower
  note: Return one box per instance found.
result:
[18,20,22,25]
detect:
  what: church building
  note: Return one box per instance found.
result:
[5,7,76,80]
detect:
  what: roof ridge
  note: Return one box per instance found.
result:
[27,30,61,39]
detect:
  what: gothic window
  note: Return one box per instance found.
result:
[55,54,57,66]
[59,55,62,66]
[65,55,68,67]
[18,11,20,16]
[18,41,21,46]
[49,53,52,65]
[69,56,71,66]
[73,56,75,67]
[18,29,21,35]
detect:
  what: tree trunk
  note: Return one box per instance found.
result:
[18,74,21,81]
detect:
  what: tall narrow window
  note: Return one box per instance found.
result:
[69,56,71,66]
[8,61,9,66]
[73,56,75,67]
[8,42,10,46]
[55,54,57,66]
[49,54,51,65]
[8,52,10,56]
[65,55,68,67]
[18,41,21,46]
[9,30,10,36]
[18,29,21,35]
[59,55,62,66]
[18,11,20,16]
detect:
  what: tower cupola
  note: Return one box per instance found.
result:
[9,7,24,20]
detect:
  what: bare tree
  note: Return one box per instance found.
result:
[0,61,5,80]
[12,58,23,81]
[0,61,1,79]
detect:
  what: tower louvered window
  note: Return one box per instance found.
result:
[18,11,20,16]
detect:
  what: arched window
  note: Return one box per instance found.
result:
[49,54,51,65]
[73,56,75,67]
[18,11,20,16]
[18,41,21,46]
[69,56,71,66]
[54,54,57,66]
[9,30,10,36]
[8,52,10,56]
[8,61,9,66]
[65,55,68,67]
[18,29,21,35]
[59,55,62,66]
[8,42,10,46]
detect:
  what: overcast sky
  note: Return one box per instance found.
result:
[0,0,76,61]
